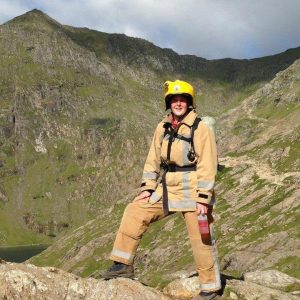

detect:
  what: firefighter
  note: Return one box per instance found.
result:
[103,80,221,299]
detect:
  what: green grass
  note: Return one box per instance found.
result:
[275,140,300,172]
[236,188,295,244]
[283,282,300,293]
[75,86,105,98]
[235,193,266,213]
[60,163,81,180]
[216,167,238,192]
[252,176,268,191]
[53,140,72,161]
[69,243,113,277]
[232,118,260,136]
[215,197,231,213]
[273,256,300,279]
[238,130,300,172]
[255,100,299,120]
[223,286,246,300]
[0,208,54,246]
[30,201,127,268]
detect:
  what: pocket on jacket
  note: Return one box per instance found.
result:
[166,172,181,187]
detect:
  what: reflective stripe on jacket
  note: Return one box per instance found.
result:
[140,110,218,211]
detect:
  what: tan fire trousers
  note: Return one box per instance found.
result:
[110,200,221,292]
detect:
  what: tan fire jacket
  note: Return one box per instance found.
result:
[140,110,218,212]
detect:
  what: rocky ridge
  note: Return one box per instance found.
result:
[1,260,299,299]
[0,260,169,300]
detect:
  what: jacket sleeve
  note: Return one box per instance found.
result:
[140,124,163,192]
[194,122,218,205]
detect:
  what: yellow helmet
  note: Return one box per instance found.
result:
[164,80,196,110]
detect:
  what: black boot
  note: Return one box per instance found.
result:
[192,291,220,300]
[102,261,134,280]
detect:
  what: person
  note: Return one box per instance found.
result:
[103,80,221,299]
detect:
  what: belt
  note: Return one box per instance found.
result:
[165,164,196,172]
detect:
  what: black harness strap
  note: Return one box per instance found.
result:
[175,134,191,143]
[162,171,169,216]
[163,123,175,216]
[161,117,201,216]
[166,164,197,172]
[190,117,201,155]
[163,123,192,143]
[166,128,175,162]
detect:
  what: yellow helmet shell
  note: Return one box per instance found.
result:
[164,80,196,109]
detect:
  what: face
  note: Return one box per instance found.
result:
[170,95,189,118]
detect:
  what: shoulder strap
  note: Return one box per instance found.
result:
[163,123,172,138]
[163,117,201,162]
[190,117,201,152]
[167,128,175,161]
[164,123,192,143]
[162,123,174,161]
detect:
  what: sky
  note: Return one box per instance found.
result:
[1,0,300,60]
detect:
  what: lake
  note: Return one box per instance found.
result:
[0,244,49,262]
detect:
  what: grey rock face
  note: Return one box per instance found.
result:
[0,261,170,300]
[244,270,300,289]
[163,276,199,299]
[2,261,300,300]
[226,279,299,300]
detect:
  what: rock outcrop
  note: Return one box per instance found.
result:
[225,280,299,300]
[162,270,300,300]
[0,260,170,300]
[1,260,300,300]
[243,270,300,289]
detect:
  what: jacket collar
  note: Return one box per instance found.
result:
[162,110,197,127]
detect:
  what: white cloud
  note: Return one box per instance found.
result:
[0,0,300,59]
[0,0,30,20]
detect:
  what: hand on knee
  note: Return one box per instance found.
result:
[133,191,151,203]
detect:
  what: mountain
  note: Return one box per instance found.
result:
[1,9,162,245]
[4,10,300,115]
[0,9,299,289]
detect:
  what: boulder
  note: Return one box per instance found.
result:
[0,260,170,300]
[226,279,299,300]
[162,276,199,299]
[244,270,300,289]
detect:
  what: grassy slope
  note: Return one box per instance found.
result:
[215,59,300,280]
[0,12,162,244]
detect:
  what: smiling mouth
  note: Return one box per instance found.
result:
[173,108,185,115]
